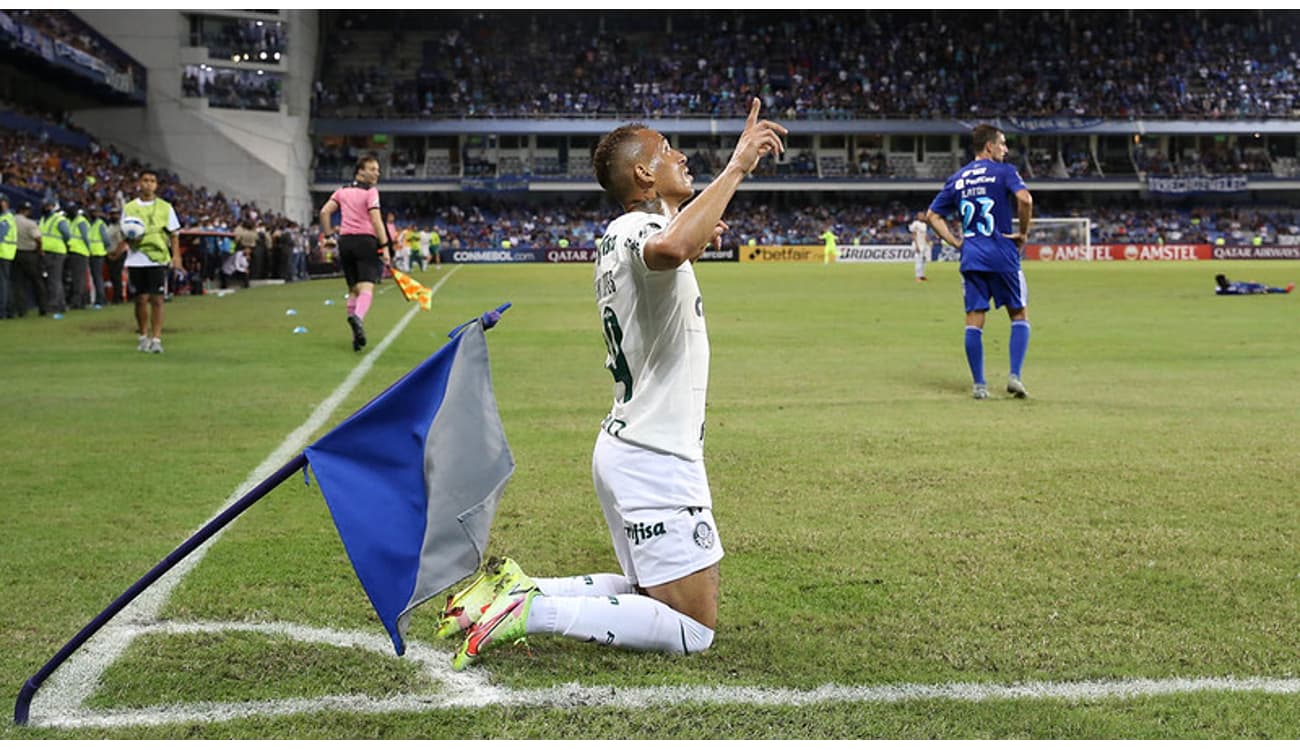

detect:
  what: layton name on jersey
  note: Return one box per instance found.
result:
[956,167,997,196]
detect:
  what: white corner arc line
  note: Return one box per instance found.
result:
[33,269,461,723]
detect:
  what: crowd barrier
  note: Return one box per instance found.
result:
[436,243,1300,264]
[170,242,1299,269]
[442,246,741,263]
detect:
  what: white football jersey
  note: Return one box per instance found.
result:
[909,219,931,251]
[594,211,709,461]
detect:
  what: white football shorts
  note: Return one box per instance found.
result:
[591,430,724,588]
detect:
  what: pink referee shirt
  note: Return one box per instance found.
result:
[330,184,380,236]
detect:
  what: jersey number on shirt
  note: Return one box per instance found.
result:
[959,197,996,238]
[601,306,633,402]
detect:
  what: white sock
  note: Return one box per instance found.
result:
[533,573,636,597]
[526,594,714,654]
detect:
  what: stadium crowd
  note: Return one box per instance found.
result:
[313,135,1282,184]
[6,99,1298,280]
[313,11,1300,120]
[3,9,143,87]
[375,195,1300,250]
[1,105,318,314]
[0,104,292,232]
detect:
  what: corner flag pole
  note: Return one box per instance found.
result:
[13,453,309,726]
[14,305,513,726]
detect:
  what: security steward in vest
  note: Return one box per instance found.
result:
[65,202,92,310]
[88,206,110,308]
[0,196,16,319]
[38,200,71,316]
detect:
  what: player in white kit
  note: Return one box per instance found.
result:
[442,98,787,670]
[909,211,931,281]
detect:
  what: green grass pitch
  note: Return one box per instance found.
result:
[1,260,1298,738]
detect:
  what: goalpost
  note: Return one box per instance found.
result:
[1030,217,1092,254]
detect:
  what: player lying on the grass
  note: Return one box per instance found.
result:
[1214,273,1295,295]
[438,98,786,671]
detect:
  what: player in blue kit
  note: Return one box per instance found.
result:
[1215,273,1294,295]
[926,124,1034,399]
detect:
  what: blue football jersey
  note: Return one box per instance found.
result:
[928,159,1027,272]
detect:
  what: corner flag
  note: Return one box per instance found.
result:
[13,310,513,725]
[304,318,513,655]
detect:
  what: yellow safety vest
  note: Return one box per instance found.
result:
[89,218,107,257]
[0,211,16,261]
[39,213,67,254]
[68,215,91,256]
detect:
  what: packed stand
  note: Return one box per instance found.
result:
[313,11,1300,120]
[3,10,145,93]
[376,194,1300,250]
[0,117,274,232]
[1,106,317,318]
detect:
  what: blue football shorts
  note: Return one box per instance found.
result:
[962,269,1028,312]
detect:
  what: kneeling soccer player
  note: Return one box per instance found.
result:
[441,99,786,670]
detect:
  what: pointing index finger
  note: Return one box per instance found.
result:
[746,97,761,128]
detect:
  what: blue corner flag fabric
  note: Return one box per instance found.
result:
[304,320,514,655]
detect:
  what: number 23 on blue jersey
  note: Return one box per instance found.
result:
[959,197,996,238]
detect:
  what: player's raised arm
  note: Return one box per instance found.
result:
[647,98,786,268]
[731,96,788,175]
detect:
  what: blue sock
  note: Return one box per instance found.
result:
[1010,320,1031,377]
[964,326,985,385]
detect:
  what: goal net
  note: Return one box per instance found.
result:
[1030,217,1092,252]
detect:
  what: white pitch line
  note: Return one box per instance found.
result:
[31,616,1300,733]
[32,269,462,723]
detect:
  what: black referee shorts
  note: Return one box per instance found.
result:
[339,234,383,288]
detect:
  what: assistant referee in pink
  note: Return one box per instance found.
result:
[319,154,392,352]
